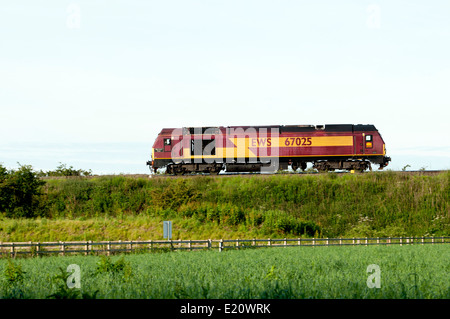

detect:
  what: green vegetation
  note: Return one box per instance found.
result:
[0,162,90,219]
[2,258,27,298]
[2,166,447,300]
[0,167,449,241]
[0,164,46,218]
[37,163,92,178]
[0,245,448,299]
[95,255,132,279]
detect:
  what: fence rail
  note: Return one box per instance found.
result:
[1,236,448,258]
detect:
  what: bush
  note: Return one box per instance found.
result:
[1,259,26,299]
[150,179,200,209]
[0,164,46,218]
[3,259,26,286]
[262,210,321,236]
[38,163,92,177]
[95,256,133,280]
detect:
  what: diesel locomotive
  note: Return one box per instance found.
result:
[147,124,391,174]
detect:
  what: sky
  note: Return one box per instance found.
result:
[1,0,449,174]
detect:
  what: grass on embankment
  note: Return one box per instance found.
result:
[0,171,449,242]
[0,215,256,242]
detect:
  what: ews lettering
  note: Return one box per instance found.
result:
[251,138,272,147]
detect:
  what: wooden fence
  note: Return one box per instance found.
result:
[0,236,448,258]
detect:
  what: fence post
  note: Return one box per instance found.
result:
[188,240,191,251]
[312,238,315,246]
[208,239,212,250]
[268,238,271,247]
[365,238,368,246]
[400,237,402,246]
[432,236,434,244]
[61,241,65,256]
[284,238,287,247]
[326,238,329,246]
[298,238,301,246]
[107,241,111,256]
[252,238,256,247]
[236,238,239,249]
[11,243,15,258]
[219,239,223,252]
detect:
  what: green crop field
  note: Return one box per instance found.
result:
[1,244,449,299]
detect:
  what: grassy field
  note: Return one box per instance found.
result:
[1,244,448,299]
[0,171,448,242]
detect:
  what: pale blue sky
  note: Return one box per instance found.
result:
[1,1,449,173]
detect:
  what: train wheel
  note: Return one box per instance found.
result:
[300,162,307,171]
[171,165,186,175]
[313,162,329,173]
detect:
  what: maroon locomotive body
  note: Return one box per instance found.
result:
[147,124,391,174]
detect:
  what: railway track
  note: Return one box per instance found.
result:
[149,170,446,178]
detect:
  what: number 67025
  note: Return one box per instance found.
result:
[284,137,312,146]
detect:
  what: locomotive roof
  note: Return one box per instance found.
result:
[158,124,377,135]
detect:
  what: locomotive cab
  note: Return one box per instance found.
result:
[353,125,390,169]
[147,128,178,172]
